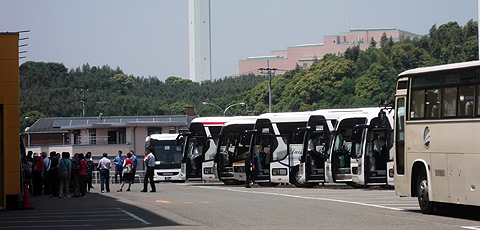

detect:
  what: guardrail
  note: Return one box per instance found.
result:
[92,170,144,184]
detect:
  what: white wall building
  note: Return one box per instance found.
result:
[188,0,212,82]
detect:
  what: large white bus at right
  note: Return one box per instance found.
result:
[394,60,480,214]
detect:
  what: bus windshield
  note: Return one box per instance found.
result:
[151,139,183,164]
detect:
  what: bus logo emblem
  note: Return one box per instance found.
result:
[423,126,431,149]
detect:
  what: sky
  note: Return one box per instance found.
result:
[1,0,478,81]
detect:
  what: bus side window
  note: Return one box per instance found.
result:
[426,89,440,118]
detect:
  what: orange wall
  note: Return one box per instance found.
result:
[0,33,20,208]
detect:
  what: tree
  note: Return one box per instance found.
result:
[370,37,377,48]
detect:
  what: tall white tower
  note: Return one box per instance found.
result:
[188,0,212,82]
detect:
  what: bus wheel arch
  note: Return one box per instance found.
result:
[290,166,316,188]
[412,161,435,214]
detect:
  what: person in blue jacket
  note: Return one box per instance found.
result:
[113,150,125,184]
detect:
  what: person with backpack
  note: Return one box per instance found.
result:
[118,152,134,192]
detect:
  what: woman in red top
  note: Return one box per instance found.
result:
[118,152,134,192]
[77,153,88,197]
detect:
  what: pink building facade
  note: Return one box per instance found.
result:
[239,28,418,75]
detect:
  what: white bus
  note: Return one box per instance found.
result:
[294,108,377,187]
[325,107,390,185]
[232,112,311,185]
[177,117,233,182]
[145,134,184,182]
[350,108,395,186]
[214,118,258,185]
[394,60,480,213]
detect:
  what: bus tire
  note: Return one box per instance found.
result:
[417,169,435,214]
[291,167,316,188]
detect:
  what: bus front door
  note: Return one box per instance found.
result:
[305,131,328,183]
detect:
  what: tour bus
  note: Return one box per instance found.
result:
[349,107,395,186]
[214,117,258,185]
[232,112,311,185]
[325,107,390,185]
[177,117,234,182]
[145,134,184,182]
[394,61,480,213]
[294,108,376,187]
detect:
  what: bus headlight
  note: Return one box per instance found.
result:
[272,168,287,176]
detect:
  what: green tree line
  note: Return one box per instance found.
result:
[20,20,478,129]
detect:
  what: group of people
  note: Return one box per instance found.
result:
[22,151,95,198]
[22,148,158,197]
[96,148,157,193]
[96,150,139,193]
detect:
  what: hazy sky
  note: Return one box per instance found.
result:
[1,1,478,80]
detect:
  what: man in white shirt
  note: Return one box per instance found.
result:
[98,153,112,193]
[141,148,156,192]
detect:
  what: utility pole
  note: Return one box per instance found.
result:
[259,60,277,113]
[74,85,88,117]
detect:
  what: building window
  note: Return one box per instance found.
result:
[108,131,117,144]
[169,126,176,134]
[118,128,126,144]
[89,129,96,145]
[148,127,162,136]
[73,130,81,145]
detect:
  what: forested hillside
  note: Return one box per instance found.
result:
[20,20,478,126]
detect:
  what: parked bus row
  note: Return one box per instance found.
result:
[162,106,395,189]
[144,60,480,214]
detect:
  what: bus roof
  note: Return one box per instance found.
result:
[398,60,480,78]
[222,117,258,126]
[258,111,312,123]
[311,107,381,120]
[190,116,256,126]
[146,133,179,141]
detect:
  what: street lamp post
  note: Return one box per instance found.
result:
[202,102,247,116]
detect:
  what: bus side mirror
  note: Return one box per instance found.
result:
[378,110,387,128]
[175,135,185,146]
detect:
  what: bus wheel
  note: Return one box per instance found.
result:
[291,167,316,188]
[417,170,435,214]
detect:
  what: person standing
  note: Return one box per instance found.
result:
[49,152,60,197]
[130,150,138,184]
[58,152,72,198]
[113,150,125,184]
[31,152,45,196]
[141,148,156,192]
[42,152,51,195]
[85,152,95,191]
[77,153,87,197]
[118,152,134,192]
[71,153,80,197]
[245,151,259,188]
[98,153,111,193]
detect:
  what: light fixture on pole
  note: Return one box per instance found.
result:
[202,102,247,116]
[202,102,223,115]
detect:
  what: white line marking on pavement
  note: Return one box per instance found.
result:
[118,208,151,225]
[195,186,404,211]
[462,226,480,230]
